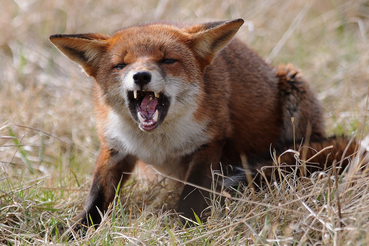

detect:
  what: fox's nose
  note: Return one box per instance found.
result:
[133,71,151,87]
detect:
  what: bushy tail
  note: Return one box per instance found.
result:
[224,136,368,188]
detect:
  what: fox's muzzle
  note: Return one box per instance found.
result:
[133,71,152,88]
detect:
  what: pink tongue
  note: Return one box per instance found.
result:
[139,94,158,119]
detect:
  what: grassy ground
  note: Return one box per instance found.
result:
[1,0,369,244]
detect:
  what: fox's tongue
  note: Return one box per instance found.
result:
[130,91,169,131]
[139,94,158,119]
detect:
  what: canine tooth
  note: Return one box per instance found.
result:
[138,112,145,123]
[154,92,160,98]
[133,90,137,99]
[153,109,158,122]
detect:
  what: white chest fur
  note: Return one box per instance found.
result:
[104,109,210,178]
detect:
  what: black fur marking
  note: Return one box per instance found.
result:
[50,33,96,40]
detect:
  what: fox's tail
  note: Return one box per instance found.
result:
[223,136,368,188]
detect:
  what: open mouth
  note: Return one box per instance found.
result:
[127,90,170,131]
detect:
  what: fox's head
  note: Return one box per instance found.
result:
[50,19,243,132]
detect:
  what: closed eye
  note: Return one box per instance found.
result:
[161,59,177,64]
[114,63,127,70]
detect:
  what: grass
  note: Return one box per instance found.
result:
[1,0,369,244]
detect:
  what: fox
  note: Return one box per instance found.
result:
[49,18,362,228]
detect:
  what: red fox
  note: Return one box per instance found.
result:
[50,19,362,228]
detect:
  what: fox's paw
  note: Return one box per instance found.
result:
[57,217,90,241]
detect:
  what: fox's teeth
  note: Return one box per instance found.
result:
[138,112,144,123]
[153,109,158,122]
[154,92,160,98]
[133,90,137,99]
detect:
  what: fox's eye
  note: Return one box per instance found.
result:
[114,63,127,70]
[162,59,177,64]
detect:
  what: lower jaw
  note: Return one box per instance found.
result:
[138,122,159,132]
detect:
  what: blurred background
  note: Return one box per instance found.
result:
[0,0,369,241]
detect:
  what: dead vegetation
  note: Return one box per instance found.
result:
[1,0,369,244]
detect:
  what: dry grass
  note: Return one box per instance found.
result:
[1,0,369,244]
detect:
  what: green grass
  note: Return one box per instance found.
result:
[1,0,369,244]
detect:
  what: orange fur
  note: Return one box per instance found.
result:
[50,19,362,228]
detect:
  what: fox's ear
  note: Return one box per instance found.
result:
[187,18,244,67]
[49,33,109,77]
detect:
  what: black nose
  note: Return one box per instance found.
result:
[133,71,151,87]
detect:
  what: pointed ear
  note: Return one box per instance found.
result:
[49,33,109,77]
[187,18,244,66]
